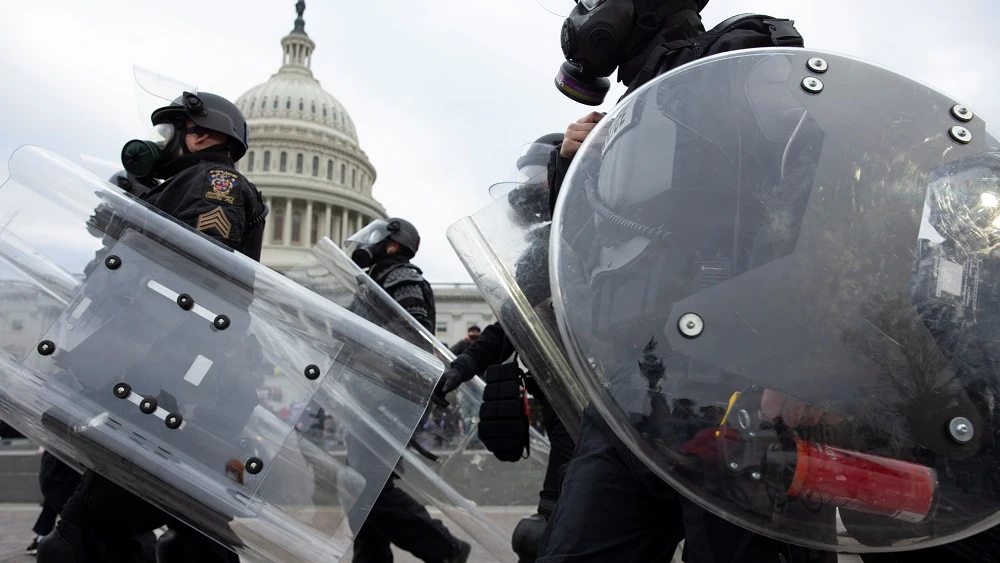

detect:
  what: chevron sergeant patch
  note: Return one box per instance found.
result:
[196,206,232,239]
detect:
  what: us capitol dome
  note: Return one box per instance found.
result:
[233,1,385,272]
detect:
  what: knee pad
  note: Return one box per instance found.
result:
[37,521,88,563]
[511,513,548,563]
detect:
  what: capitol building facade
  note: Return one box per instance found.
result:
[232,4,493,346]
[233,8,383,272]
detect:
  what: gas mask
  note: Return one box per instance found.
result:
[346,218,419,269]
[120,121,198,178]
[350,241,389,270]
[556,0,635,105]
[122,91,215,178]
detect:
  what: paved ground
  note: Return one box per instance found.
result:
[0,503,536,563]
[0,503,867,563]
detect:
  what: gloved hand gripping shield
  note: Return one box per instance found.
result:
[288,237,550,562]
[550,48,1000,551]
[447,145,591,441]
[0,147,442,562]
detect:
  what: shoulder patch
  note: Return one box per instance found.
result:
[205,169,239,205]
[196,206,233,239]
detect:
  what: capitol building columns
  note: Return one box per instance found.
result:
[235,2,384,271]
[254,196,376,249]
[229,2,495,340]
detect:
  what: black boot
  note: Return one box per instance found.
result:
[512,513,549,563]
[37,520,88,563]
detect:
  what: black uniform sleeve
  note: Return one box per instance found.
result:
[173,168,248,251]
[449,339,471,356]
[383,266,435,333]
[452,321,515,377]
[547,144,573,215]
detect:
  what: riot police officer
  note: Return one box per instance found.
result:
[347,218,435,334]
[435,133,577,562]
[530,1,839,562]
[38,89,265,563]
[345,217,472,563]
[535,10,1000,561]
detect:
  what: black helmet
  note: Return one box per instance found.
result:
[382,217,420,257]
[345,217,421,265]
[151,91,250,161]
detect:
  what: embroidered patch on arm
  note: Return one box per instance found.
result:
[205,170,238,204]
[196,206,233,239]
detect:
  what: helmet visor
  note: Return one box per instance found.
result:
[345,219,393,254]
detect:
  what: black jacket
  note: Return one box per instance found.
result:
[450,322,515,376]
[142,149,266,261]
[368,256,436,334]
[449,339,473,356]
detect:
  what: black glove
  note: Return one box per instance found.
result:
[433,368,466,408]
[433,355,477,407]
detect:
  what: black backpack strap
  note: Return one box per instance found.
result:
[701,13,803,46]
[762,18,804,47]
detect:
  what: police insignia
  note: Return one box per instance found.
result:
[196,206,233,239]
[205,170,238,204]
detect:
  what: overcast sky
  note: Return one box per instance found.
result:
[1,0,998,283]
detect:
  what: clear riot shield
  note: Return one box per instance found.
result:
[287,238,550,562]
[0,146,442,562]
[550,48,1000,551]
[0,228,91,475]
[447,183,588,440]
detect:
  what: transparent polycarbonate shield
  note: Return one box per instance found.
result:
[488,141,561,201]
[536,0,570,17]
[78,154,124,184]
[448,185,588,441]
[134,66,198,130]
[551,48,1000,551]
[0,146,442,562]
[288,238,551,562]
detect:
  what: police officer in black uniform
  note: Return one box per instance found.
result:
[533,2,841,562]
[347,218,436,334]
[38,89,265,563]
[345,217,472,563]
[434,134,577,562]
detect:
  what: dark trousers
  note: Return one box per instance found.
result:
[33,451,82,536]
[32,505,60,538]
[41,469,237,563]
[860,525,1000,563]
[538,400,576,515]
[538,406,836,563]
[353,478,458,563]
